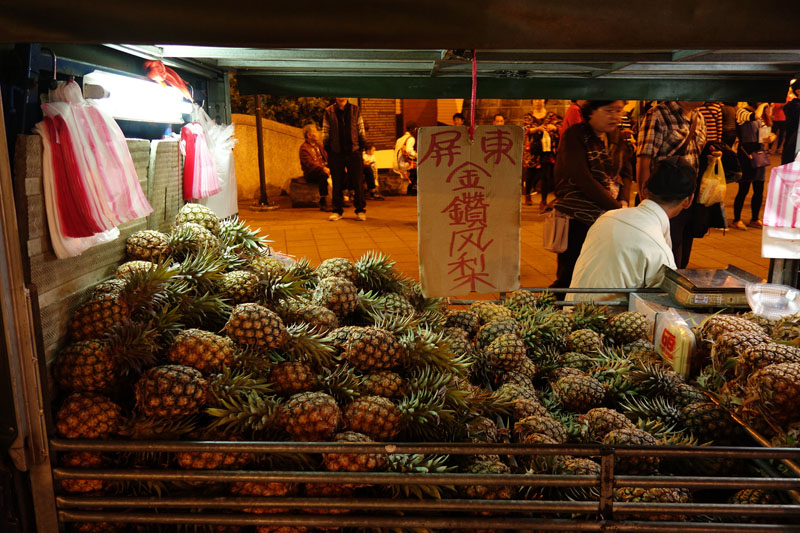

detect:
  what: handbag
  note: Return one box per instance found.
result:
[698,156,727,206]
[542,208,569,253]
[741,145,771,168]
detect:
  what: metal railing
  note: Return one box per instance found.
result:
[50,440,800,532]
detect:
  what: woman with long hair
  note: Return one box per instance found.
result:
[550,100,633,288]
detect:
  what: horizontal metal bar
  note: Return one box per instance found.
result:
[615,523,800,533]
[56,495,598,513]
[616,476,800,490]
[615,502,800,516]
[57,511,800,532]
[52,467,599,487]
[58,511,606,530]
[49,439,607,455]
[48,439,800,461]
[158,46,447,61]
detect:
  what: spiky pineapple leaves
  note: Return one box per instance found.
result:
[384,453,456,499]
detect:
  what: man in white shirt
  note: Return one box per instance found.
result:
[568,156,697,302]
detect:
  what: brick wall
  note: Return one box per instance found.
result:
[360,98,397,150]
[402,99,439,129]
[473,99,572,125]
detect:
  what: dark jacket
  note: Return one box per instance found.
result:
[322,102,367,155]
[299,140,327,177]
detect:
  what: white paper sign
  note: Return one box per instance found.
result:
[417,126,522,297]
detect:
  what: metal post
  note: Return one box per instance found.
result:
[253,94,277,211]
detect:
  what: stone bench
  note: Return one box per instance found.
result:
[288,176,320,208]
[379,170,409,196]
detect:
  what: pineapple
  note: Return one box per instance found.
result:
[218,270,259,304]
[485,333,526,371]
[698,314,765,344]
[552,374,606,412]
[342,326,403,372]
[712,330,770,369]
[53,340,117,392]
[469,301,513,324]
[772,313,800,344]
[572,302,611,335]
[225,302,287,351]
[268,361,317,396]
[354,251,406,293]
[476,318,520,348]
[56,393,122,439]
[606,311,650,345]
[745,362,800,424]
[316,257,358,283]
[670,382,708,407]
[230,480,298,514]
[175,202,221,235]
[729,488,776,504]
[514,415,568,443]
[559,351,593,371]
[503,289,541,311]
[510,396,551,420]
[278,391,341,441]
[175,430,254,470]
[462,459,514,504]
[553,457,601,501]
[566,328,604,353]
[282,303,339,333]
[343,395,402,440]
[680,401,739,444]
[115,260,156,280]
[499,369,535,390]
[312,276,359,318]
[174,221,222,253]
[445,310,480,337]
[602,427,660,474]
[615,487,691,521]
[134,365,208,419]
[359,371,406,398]
[621,338,660,362]
[248,254,287,278]
[67,286,131,341]
[59,451,105,493]
[740,342,800,374]
[582,407,635,442]
[322,431,388,472]
[167,329,236,374]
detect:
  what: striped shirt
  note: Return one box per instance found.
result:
[637,101,707,173]
[698,102,723,144]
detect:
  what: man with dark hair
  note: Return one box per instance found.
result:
[492,113,505,125]
[298,124,331,211]
[568,156,697,302]
[322,98,368,221]
[453,112,465,126]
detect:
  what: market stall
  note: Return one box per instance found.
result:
[2,2,800,531]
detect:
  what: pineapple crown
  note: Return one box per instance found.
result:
[205,389,281,438]
[218,216,270,256]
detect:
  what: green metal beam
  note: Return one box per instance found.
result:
[237,74,790,101]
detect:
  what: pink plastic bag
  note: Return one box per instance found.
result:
[181,123,221,200]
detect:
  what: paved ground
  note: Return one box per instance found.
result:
[239,160,777,300]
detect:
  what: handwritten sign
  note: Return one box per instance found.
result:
[418,126,522,297]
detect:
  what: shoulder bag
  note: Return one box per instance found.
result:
[542,208,569,253]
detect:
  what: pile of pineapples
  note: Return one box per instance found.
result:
[694,312,800,447]
[51,203,793,531]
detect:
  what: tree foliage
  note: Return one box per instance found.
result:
[229,74,331,128]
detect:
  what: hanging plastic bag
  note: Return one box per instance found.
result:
[193,105,237,217]
[697,156,726,206]
[180,122,221,200]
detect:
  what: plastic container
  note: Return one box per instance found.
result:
[745,282,800,320]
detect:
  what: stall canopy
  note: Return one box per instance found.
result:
[2,0,800,99]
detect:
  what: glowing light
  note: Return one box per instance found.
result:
[83,70,191,124]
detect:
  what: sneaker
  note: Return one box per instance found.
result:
[368,191,385,200]
[523,194,533,206]
[748,219,763,229]
[730,220,746,230]
[356,212,367,221]
[328,213,342,221]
